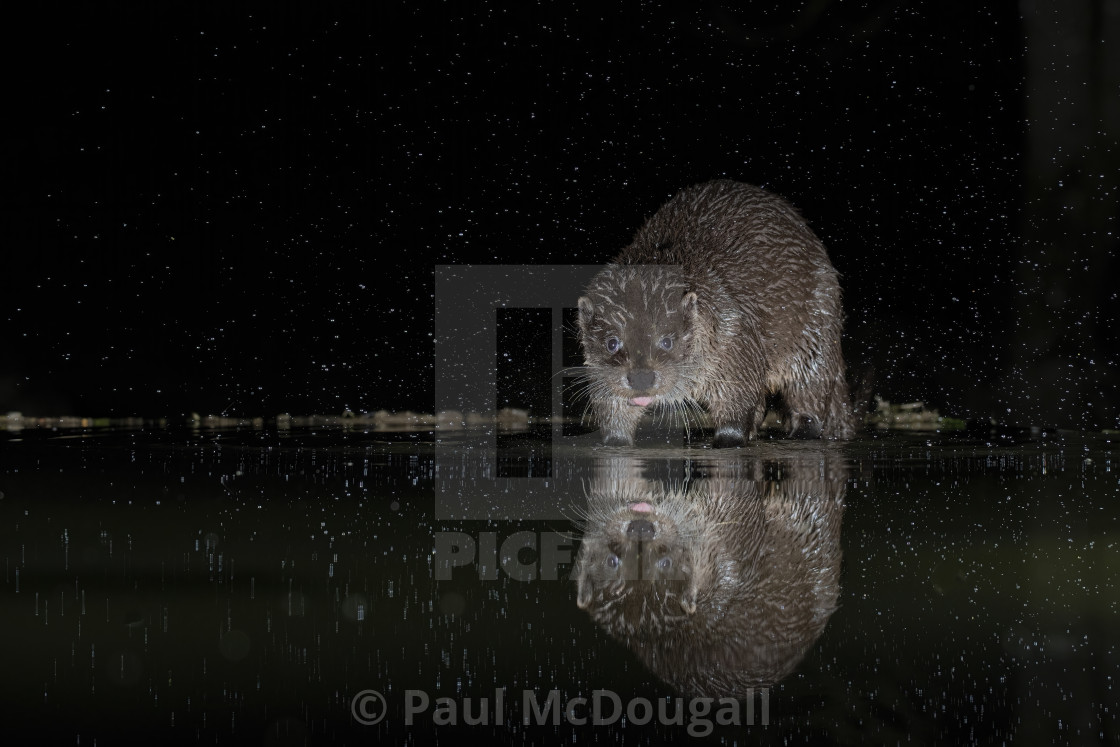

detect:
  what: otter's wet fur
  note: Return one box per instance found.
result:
[577,179,855,447]
[573,460,845,697]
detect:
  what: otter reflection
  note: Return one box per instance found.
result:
[573,456,847,698]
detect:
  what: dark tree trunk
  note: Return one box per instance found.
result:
[1002,0,1120,429]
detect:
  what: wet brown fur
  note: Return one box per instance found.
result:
[577,179,855,447]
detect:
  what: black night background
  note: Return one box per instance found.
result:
[2,1,1117,429]
[4,5,1120,746]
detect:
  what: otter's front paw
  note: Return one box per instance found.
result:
[711,427,744,448]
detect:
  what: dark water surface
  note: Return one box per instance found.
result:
[1,425,1117,745]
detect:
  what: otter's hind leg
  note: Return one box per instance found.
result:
[820,371,856,439]
[781,370,854,440]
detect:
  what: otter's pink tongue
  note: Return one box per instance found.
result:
[629,501,654,513]
[630,396,653,407]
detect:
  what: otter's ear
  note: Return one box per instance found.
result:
[577,296,596,330]
[680,291,698,318]
[575,568,594,610]
[679,567,704,614]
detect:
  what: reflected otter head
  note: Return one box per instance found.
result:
[575,488,708,633]
[573,456,847,698]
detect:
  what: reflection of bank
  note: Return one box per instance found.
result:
[573,453,847,698]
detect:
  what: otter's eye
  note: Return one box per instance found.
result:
[658,336,673,351]
[605,337,622,354]
[657,557,672,570]
[606,554,620,569]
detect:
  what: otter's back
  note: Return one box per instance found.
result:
[616,180,838,308]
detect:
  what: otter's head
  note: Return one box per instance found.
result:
[577,265,700,408]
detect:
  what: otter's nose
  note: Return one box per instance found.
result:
[627,369,656,391]
[625,519,656,540]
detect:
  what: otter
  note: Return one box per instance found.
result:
[577,179,855,447]
[573,455,846,698]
